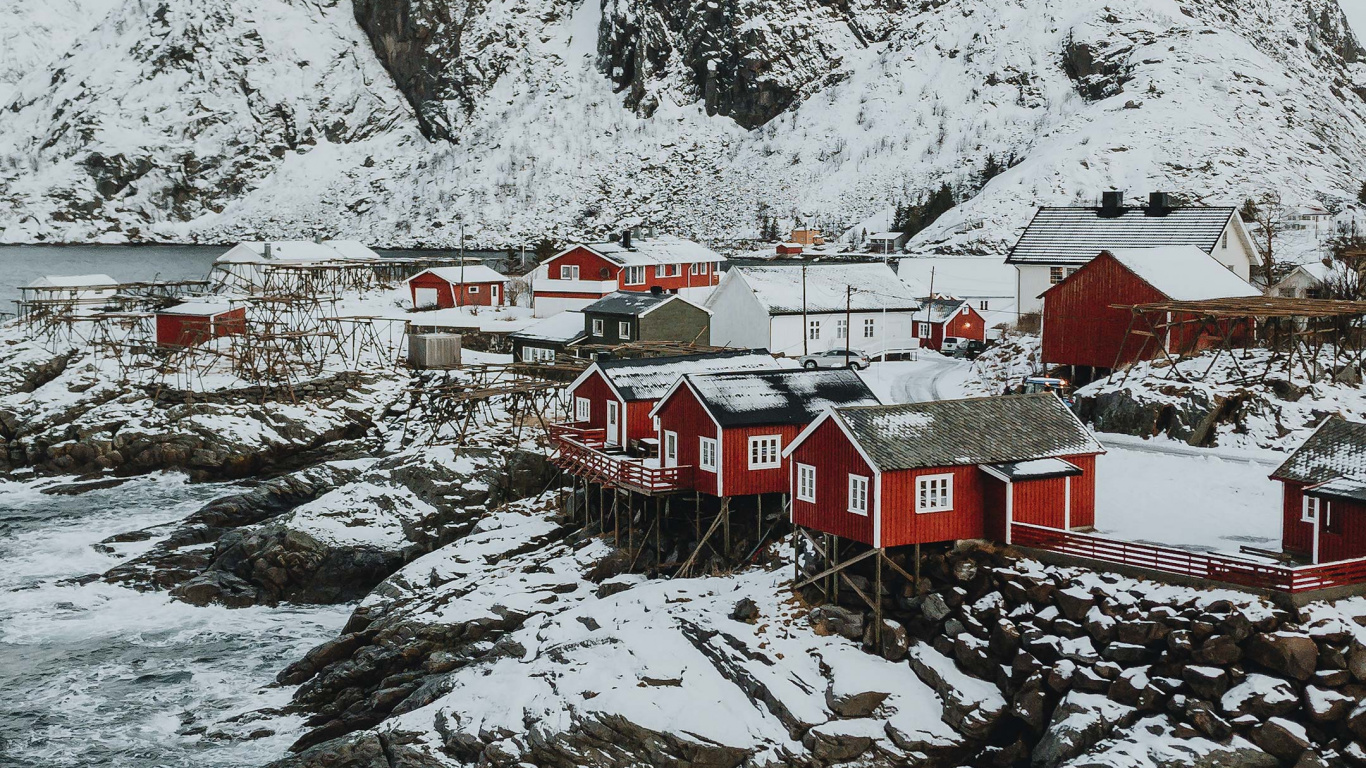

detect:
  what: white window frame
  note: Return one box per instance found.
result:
[560,264,579,280]
[808,320,821,340]
[618,321,631,340]
[690,263,702,275]
[624,265,646,285]
[836,318,847,339]
[863,318,875,338]
[748,435,781,469]
[1049,266,1064,284]
[1303,495,1320,524]
[663,430,678,464]
[699,437,718,471]
[979,300,989,311]
[574,396,590,422]
[916,473,954,513]
[469,285,480,293]
[916,321,931,339]
[847,474,869,516]
[656,264,680,278]
[796,463,816,503]
[591,318,604,336]
[523,346,555,363]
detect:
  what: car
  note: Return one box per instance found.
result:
[952,339,988,360]
[940,336,967,355]
[798,349,870,370]
[1019,376,1076,403]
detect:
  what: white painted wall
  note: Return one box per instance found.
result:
[771,311,919,356]
[533,295,599,318]
[705,273,771,350]
[1015,265,1056,315]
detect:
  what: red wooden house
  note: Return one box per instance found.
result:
[1271,416,1366,564]
[406,265,509,309]
[915,299,986,352]
[784,393,1104,549]
[649,369,880,498]
[1040,247,1259,371]
[563,351,778,449]
[532,231,726,317]
[156,302,246,347]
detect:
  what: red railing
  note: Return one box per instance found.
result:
[548,423,607,449]
[1011,523,1366,594]
[552,437,692,494]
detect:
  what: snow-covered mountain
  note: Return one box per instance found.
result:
[0,0,1363,252]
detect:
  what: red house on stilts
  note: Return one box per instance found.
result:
[649,369,880,498]
[1272,416,1366,565]
[784,393,1105,550]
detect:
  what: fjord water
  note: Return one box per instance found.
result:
[0,245,222,306]
[0,475,348,767]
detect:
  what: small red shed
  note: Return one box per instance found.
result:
[784,393,1104,548]
[776,242,804,256]
[1271,416,1366,564]
[915,299,986,352]
[650,369,880,498]
[407,265,509,309]
[564,351,778,449]
[156,302,246,347]
[1040,247,1259,370]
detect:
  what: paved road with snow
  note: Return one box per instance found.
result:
[889,356,969,403]
[1095,433,1280,467]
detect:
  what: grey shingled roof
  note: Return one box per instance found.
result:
[583,291,672,316]
[834,393,1104,471]
[1305,476,1366,505]
[1271,416,1366,484]
[685,369,880,427]
[926,298,968,324]
[1007,206,1236,266]
[598,351,779,401]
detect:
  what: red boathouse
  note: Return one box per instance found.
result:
[406,265,509,309]
[650,369,880,498]
[1272,416,1366,564]
[156,302,246,347]
[1040,246,1259,372]
[784,393,1104,548]
[915,299,986,352]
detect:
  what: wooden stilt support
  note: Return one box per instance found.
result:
[722,497,731,557]
[613,490,620,548]
[874,549,883,647]
[914,543,921,591]
[628,491,634,550]
[675,507,727,579]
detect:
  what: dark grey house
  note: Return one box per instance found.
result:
[582,291,711,346]
[509,311,588,363]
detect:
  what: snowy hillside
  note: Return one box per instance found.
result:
[0,0,1363,251]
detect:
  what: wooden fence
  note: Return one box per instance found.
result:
[1012,522,1366,594]
[552,435,691,494]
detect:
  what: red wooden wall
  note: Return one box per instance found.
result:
[881,466,988,547]
[1279,480,1366,563]
[1281,481,1311,558]
[923,305,988,351]
[540,245,720,297]
[654,385,720,496]
[788,418,877,545]
[156,308,246,347]
[720,424,804,496]
[408,272,503,308]
[1064,454,1096,528]
[546,247,620,283]
[621,262,721,293]
[1040,253,1168,369]
[569,371,620,443]
[626,401,655,444]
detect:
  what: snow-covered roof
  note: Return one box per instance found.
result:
[830,393,1104,472]
[926,298,968,324]
[1007,206,1237,266]
[509,311,587,344]
[983,457,1082,481]
[216,241,380,264]
[28,274,118,289]
[596,351,780,401]
[159,301,238,317]
[1306,476,1366,505]
[410,265,508,285]
[723,264,922,315]
[570,235,725,267]
[869,232,905,240]
[897,258,1015,298]
[1103,247,1261,301]
[683,369,879,427]
[583,291,686,317]
[1272,416,1366,485]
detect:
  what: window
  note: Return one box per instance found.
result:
[663,431,678,463]
[618,321,631,340]
[1049,266,1065,284]
[917,321,931,339]
[699,437,718,471]
[559,264,579,280]
[863,318,875,338]
[797,464,816,503]
[523,346,555,363]
[656,264,681,278]
[748,435,781,469]
[591,318,604,336]
[574,396,590,421]
[1303,496,1319,524]
[469,285,480,293]
[624,265,645,285]
[1222,232,1229,250]
[916,474,953,513]
[690,263,704,275]
[979,300,989,311]
[836,318,847,339]
[847,474,869,515]
[808,320,821,340]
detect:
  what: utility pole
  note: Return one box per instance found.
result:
[802,263,809,356]
[458,220,466,308]
[845,284,853,367]
[922,266,935,351]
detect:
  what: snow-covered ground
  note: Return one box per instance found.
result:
[859,354,975,404]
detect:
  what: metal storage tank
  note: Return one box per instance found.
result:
[408,333,462,369]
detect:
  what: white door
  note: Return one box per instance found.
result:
[663,431,678,467]
[606,401,620,446]
[414,287,439,308]
[491,284,501,304]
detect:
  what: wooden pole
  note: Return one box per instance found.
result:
[875,548,883,647]
[723,497,731,557]
[914,542,921,590]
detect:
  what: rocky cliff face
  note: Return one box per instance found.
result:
[0,0,1363,248]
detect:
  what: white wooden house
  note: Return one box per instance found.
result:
[704,263,923,357]
[1006,192,1256,315]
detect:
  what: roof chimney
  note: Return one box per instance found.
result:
[1100,190,1125,217]
[1147,191,1174,214]
[622,229,632,249]
[263,241,272,259]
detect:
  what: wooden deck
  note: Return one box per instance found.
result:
[551,426,691,495]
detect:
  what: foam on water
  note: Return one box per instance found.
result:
[0,473,349,767]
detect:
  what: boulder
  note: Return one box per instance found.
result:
[1246,632,1318,682]
[921,593,951,623]
[1193,634,1243,665]
[1182,665,1230,700]
[1032,691,1134,768]
[1304,685,1355,723]
[1056,586,1095,622]
[1185,699,1233,741]
[809,605,864,641]
[1250,717,1311,762]
[864,618,910,662]
[825,686,889,719]
[1222,674,1300,719]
